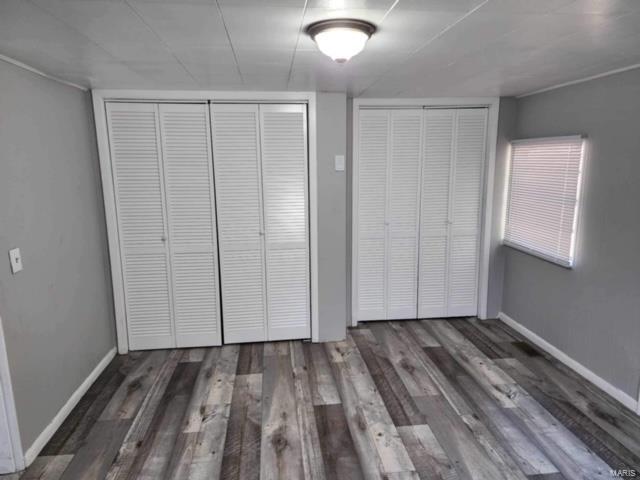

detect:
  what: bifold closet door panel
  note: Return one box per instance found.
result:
[355,109,389,321]
[158,104,222,347]
[107,103,174,350]
[447,108,487,316]
[210,104,268,343]
[418,109,454,318]
[259,104,310,340]
[387,110,422,319]
[417,108,487,318]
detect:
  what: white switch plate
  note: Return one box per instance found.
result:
[9,248,23,274]
[334,154,345,172]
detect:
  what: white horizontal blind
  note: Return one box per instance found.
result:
[504,135,585,267]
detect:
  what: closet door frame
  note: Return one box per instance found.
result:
[351,97,500,327]
[93,90,319,353]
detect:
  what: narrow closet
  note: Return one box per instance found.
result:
[353,107,488,322]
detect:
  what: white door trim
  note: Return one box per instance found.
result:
[92,90,319,350]
[0,315,24,473]
[351,97,499,326]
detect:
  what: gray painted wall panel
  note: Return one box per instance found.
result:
[503,68,640,398]
[0,61,116,450]
[316,92,348,341]
[486,98,517,318]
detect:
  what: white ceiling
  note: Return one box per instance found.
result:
[1,0,640,97]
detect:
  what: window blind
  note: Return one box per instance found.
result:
[504,135,585,267]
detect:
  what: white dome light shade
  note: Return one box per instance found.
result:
[314,27,369,62]
[306,19,376,63]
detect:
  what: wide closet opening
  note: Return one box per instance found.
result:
[352,105,490,324]
[102,99,311,350]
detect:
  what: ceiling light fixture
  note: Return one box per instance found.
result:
[306,19,376,63]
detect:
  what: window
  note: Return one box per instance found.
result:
[504,135,585,267]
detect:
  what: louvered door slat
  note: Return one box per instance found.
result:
[211,104,267,343]
[447,108,487,316]
[355,110,389,321]
[387,110,422,319]
[259,104,310,340]
[418,109,454,318]
[159,104,221,347]
[107,103,174,349]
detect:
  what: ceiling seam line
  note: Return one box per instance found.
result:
[124,0,201,86]
[357,0,490,97]
[24,0,147,88]
[286,0,309,89]
[380,0,401,24]
[213,0,245,84]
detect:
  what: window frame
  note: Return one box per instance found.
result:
[503,135,586,269]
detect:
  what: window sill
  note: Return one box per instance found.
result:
[503,241,574,269]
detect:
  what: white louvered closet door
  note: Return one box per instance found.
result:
[259,104,310,340]
[158,104,222,347]
[447,108,487,316]
[418,109,455,318]
[107,103,174,350]
[210,104,268,343]
[355,109,389,321]
[387,110,422,319]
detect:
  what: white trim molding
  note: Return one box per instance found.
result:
[350,97,500,326]
[517,63,640,99]
[92,89,320,348]
[23,347,116,466]
[0,315,24,473]
[0,54,87,92]
[498,312,639,415]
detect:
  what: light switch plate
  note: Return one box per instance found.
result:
[334,154,345,172]
[9,248,23,274]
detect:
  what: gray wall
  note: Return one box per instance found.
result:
[316,92,348,341]
[502,67,640,399]
[486,98,517,318]
[0,60,116,450]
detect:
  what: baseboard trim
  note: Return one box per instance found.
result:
[23,347,117,466]
[497,312,639,415]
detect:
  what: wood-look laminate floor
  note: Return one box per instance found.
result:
[9,318,640,479]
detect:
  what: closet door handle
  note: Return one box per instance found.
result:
[160,236,167,242]
[259,231,265,236]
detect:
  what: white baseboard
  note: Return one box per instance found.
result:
[497,312,639,415]
[23,347,117,466]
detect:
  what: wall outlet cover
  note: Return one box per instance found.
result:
[9,248,23,274]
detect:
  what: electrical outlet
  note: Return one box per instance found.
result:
[9,248,23,274]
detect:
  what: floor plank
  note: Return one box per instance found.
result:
[351,328,426,426]
[314,404,364,480]
[260,342,305,480]
[188,344,239,479]
[219,373,262,480]
[20,455,73,480]
[303,343,341,406]
[105,350,182,480]
[397,425,458,480]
